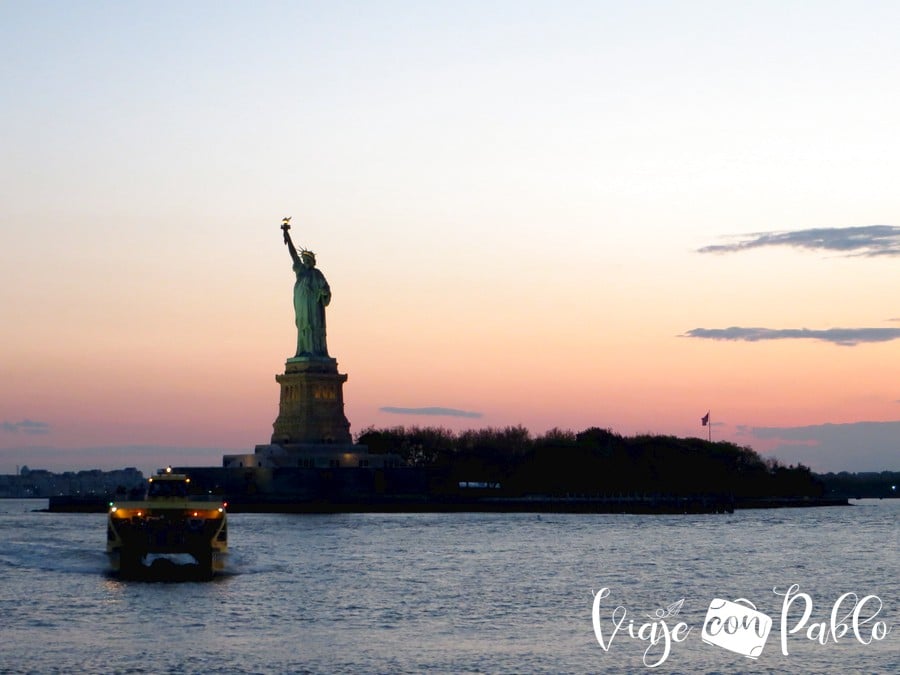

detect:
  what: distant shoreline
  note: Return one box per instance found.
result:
[39,493,855,514]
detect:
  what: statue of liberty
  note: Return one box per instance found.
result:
[281,217,331,358]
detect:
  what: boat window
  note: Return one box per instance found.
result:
[148,480,189,497]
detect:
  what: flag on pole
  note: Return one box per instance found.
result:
[701,412,710,426]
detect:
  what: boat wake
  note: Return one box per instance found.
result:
[0,544,109,576]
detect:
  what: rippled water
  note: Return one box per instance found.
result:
[0,499,896,674]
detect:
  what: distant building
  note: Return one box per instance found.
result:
[0,467,145,498]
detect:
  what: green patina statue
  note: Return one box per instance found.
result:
[281,217,331,358]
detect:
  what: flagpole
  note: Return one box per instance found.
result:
[708,412,711,443]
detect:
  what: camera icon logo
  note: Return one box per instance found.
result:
[702,598,772,659]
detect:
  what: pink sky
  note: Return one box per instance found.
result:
[2,2,900,475]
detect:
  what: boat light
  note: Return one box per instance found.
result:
[218,507,224,513]
[166,466,172,473]
[110,506,118,513]
[137,511,143,517]
[193,511,199,517]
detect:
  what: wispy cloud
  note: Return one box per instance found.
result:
[698,225,900,257]
[1,419,51,434]
[380,406,483,419]
[682,327,900,347]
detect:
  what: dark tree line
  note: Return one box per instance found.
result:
[357,426,824,499]
[817,471,899,499]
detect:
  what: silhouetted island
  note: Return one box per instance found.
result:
[27,427,895,513]
[169,425,853,513]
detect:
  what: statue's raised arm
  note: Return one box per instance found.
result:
[281,217,301,265]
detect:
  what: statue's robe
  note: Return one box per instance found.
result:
[293,261,331,357]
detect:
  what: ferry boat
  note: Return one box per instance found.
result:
[106,467,227,579]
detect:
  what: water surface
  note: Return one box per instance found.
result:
[0,499,895,673]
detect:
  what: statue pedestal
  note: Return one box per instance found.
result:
[221,356,402,472]
[271,357,352,445]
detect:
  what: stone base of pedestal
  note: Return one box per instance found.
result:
[270,357,352,445]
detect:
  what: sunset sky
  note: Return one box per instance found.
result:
[2,1,899,474]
